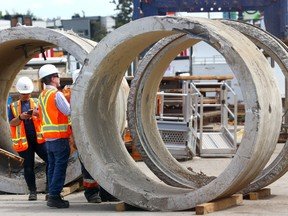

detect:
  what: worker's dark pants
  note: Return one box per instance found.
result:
[81,162,100,200]
[18,135,48,192]
[80,161,116,201]
[46,138,70,196]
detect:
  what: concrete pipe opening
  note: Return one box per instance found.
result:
[72,16,282,211]
[0,26,96,194]
[127,20,286,193]
[220,20,288,194]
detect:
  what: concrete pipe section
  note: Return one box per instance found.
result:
[0,26,129,194]
[0,26,96,194]
[72,16,282,211]
[127,34,216,189]
[127,20,288,194]
[128,34,218,188]
[220,20,288,194]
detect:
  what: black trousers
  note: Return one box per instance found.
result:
[18,135,48,192]
[80,161,116,201]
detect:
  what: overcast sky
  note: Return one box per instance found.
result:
[1,0,117,19]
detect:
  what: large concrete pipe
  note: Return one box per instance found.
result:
[0,26,96,194]
[127,34,215,189]
[72,16,282,210]
[220,20,288,194]
[0,26,129,194]
[127,20,287,192]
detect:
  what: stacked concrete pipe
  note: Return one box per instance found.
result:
[72,16,282,210]
[127,20,287,195]
[0,26,129,194]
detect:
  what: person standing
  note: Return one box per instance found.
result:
[9,76,48,201]
[38,64,71,208]
[70,69,118,203]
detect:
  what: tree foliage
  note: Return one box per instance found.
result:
[111,0,133,28]
[91,20,108,42]
[26,9,37,20]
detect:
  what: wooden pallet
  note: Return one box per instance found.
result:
[115,202,141,211]
[115,194,243,213]
[0,148,24,165]
[195,194,243,215]
[61,181,81,197]
[244,188,271,200]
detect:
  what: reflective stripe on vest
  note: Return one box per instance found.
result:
[10,98,45,152]
[38,89,71,139]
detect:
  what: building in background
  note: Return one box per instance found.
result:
[62,16,115,40]
[0,13,115,99]
[0,14,115,38]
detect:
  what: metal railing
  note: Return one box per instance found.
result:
[192,55,227,65]
[220,82,238,147]
[156,80,238,155]
[190,81,238,150]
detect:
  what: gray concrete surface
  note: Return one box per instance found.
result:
[0,143,287,215]
[72,16,282,210]
[0,26,96,194]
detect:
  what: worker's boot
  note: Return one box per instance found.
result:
[100,187,119,202]
[28,191,37,201]
[87,192,102,203]
[47,195,69,208]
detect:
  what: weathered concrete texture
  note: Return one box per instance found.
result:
[126,19,287,196]
[72,16,282,211]
[220,20,288,194]
[0,26,96,194]
[127,34,216,189]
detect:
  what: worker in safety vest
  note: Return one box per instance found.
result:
[38,64,71,208]
[8,76,48,201]
[66,69,118,203]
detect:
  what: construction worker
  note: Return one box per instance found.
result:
[38,64,71,208]
[8,76,48,201]
[70,69,118,203]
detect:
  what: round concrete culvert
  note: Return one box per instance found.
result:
[220,20,288,194]
[0,26,129,194]
[127,34,218,189]
[0,26,96,194]
[72,16,282,210]
[127,20,287,194]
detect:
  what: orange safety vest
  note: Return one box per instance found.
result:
[38,89,71,139]
[10,98,45,152]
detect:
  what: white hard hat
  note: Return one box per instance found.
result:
[16,76,34,94]
[72,69,80,84]
[38,64,59,79]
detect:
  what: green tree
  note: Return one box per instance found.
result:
[26,9,37,20]
[111,0,133,28]
[91,20,108,42]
